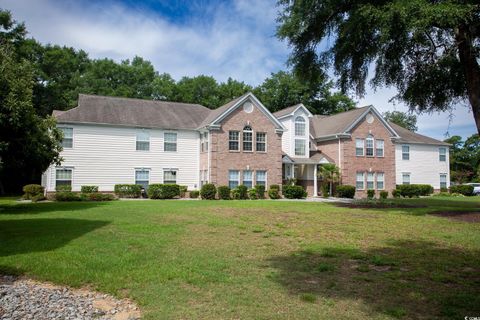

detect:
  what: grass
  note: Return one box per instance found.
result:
[0,196,479,319]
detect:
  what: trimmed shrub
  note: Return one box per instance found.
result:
[440,187,448,193]
[283,185,307,199]
[449,184,474,196]
[179,185,188,197]
[321,184,329,198]
[396,184,434,198]
[81,185,98,193]
[256,185,266,199]
[200,183,216,200]
[392,189,400,198]
[367,189,375,199]
[81,193,115,201]
[336,185,355,199]
[56,184,72,192]
[236,185,249,200]
[114,184,141,198]
[148,184,180,199]
[22,184,44,200]
[31,194,46,202]
[268,185,280,199]
[379,191,389,200]
[190,190,200,198]
[217,186,231,200]
[248,188,258,200]
[55,192,81,201]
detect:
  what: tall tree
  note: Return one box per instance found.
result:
[383,111,418,132]
[0,45,62,193]
[277,1,480,134]
[174,75,221,108]
[444,134,480,182]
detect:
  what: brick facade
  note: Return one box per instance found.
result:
[208,101,283,188]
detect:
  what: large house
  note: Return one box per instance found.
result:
[42,92,450,197]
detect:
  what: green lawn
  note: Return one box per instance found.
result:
[1,197,479,319]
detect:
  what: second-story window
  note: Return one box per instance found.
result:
[229,131,239,151]
[376,139,384,157]
[295,139,306,156]
[366,135,374,156]
[439,147,446,162]
[136,131,150,151]
[256,132,266,152]
[200,132,209,152]
[355,138,364,156]
[402,145,410,160]
[60,127,73,148]
[243,125,253,151]
[295,116,306,136]
[164,132,177,152]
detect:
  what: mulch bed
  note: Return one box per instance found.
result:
[431,211,480,223]
[335,202,426,209]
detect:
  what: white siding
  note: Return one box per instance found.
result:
[45,124,200,192]
[280,118,292,155]
[395,143,450,189]
[280,108,311,158]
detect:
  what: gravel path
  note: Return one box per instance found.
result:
[0,275,140,320]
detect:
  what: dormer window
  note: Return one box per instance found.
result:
[295,116,306,136]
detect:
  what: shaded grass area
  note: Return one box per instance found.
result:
[0,197,479,319]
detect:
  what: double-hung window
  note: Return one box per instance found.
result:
[135,169,149,190]
[200,132,208,152]
[243,170,253,188]
[294,116,306,136]
[376,139,384,157]
[355,139,364,156]
[366,135,374,157]
[376,172,384,190]
[256,170,266,187]
[439,147,447,162]
[402,145,410,160]
[295,139,306,156]
[163,170,177,184]
[229,170,240,189]
[367,172,375,189]
[402,173,410,185]
[243,125,253,151]
[256,132,266,152]
[164,132,177,152]
[136,131,150,151]
[440,174,447,189]
[229,131,239,151]
[56,168,72,189]
[356,172,365,190]
[59,127,73,148]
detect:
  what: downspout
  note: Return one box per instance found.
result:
[207,130,211,183]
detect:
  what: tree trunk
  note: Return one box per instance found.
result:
[455,24,480,134]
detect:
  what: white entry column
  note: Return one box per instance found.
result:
[313,164,318,197]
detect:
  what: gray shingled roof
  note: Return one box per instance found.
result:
[389,122,450,146]
[196,93,249,128]
[272,104,302,118]
[308,107,369,137]
[55,94,212,130]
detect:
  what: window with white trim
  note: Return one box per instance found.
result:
[243,125,253,151]
[256,132,266,152]
[136,131,150,151]
[366,135,374,157]
[243,170,253,188]
[200,170,208,187]
[256,170,266,187]
[367,172,375,190]
[135,169,149,190]
[440,174,447,189]
[56,168,72,188]
[295,139,306,156]
[228,170,240,189]
[229,131,239,151]
[376,139,384,157]
[439,147,447,162]
[163,170,177,184]
[356,172,365,190]
[294,116,306,136]
[402,145,410,160]
[376,172,384,190]
[402,172,410,185]
[164,132,177,152]
[59,127,73,148]
[355,138,364,156]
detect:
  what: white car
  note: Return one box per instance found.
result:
[465,183,480,195]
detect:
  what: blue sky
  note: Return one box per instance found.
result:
[1,0,477,140]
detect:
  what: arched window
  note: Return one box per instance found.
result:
[366,134,374,157]
[295,116,306,136]
[243,125,253,151]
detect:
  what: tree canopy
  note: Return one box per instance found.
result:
[383,111,418,132]
[444,134,480,183]
[277,0,480,134]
